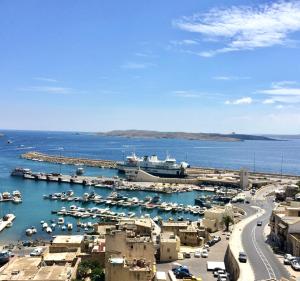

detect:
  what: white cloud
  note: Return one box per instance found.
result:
[20,86,73,94]
[170,39,198,46]
[258,81,300,104]
[34,77,58,83]
[173,1,300,57]
[213,76,250,81]
[225,97,253,105]
[121,62,154,69]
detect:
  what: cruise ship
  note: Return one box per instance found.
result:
[117,153,189,178]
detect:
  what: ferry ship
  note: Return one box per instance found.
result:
[117,153,189,178]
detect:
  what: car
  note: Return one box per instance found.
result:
[226,234,230,240]
[30,247,43,256]
[203,244,210,251]
[194,250,201,258]
[171,262,182,271]
[213,269,225,277]
[245,200,250,204]
[284,254,296,265]
[207,240,215,246]
[175,270,192,279]
[201,249,208,258]
[184,252,191,258]
[213,235,221,242]
[257,221,263,226]
[238,252,247,263]
[291,260,300,271]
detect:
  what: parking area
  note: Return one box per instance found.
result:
[156,232,230,281]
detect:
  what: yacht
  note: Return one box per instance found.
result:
[117,153,189,177]
[11,168,32,177]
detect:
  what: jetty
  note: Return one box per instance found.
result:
[0,214,16,232]
[21,151,117,169]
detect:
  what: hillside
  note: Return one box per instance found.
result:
[97,130,276,142]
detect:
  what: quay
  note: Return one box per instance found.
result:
[21,151,117,168]
[0,214,16,232]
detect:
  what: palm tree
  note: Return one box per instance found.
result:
[223,215,234,231]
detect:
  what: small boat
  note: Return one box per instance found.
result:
[6,222,13,228]
[76,167,84,175]
[61,225,66,231]
[31,227,37,234]
[13,197,22,204]
[67,223,73,230]
[40,220,45,224]
[46,227,52,233]
[58,217,64,225]
[42,222,48,229]
[26,228,33,236]
[51,223,56,228]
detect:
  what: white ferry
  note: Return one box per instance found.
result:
[117,153,189,177]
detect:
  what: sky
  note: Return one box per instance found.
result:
[1,0,300,134]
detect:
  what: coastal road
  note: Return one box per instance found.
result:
[239,197,290,281]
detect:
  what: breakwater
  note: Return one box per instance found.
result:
[21,151,117,169]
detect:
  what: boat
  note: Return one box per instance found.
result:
[67,223,73,230]
[57,217,64,225]
[26,228,33,236]
[61,225,66,231]
[12,190,21,197]
[6,222,13,228]
[13,197,22,204]
[11,167,32,177]
[117,153,189,178]
[76,167,84,175]
[42,222,48,229]
[46,227,52,233]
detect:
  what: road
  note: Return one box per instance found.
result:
[239,195,290,281]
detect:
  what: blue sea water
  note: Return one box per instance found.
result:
[0,130,299,243]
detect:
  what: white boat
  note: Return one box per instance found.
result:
[67,223,73,230]
[57,217,64,225]
[26,228,33,236]
[42,222,48,229]
[46,227,52,233]
[117,153,189,178]
[31,227,37,234]
[12,190,21,197]
[61,225,66,231]
[76,167,84,175]
[11,168,32,177]
[13,197,22,204]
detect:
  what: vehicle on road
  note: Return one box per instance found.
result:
[207,240,215,246]
[213,269,225,277]
[30,247,43,256]
[194,250,201,258]
[226,234,230,240]
[201,249,208,258]
[238,252,247,263]
[257,221,263,226]
[203,244,210,251]
[283,254,296,265]
[213,235,221,243]
[291,260,300,271]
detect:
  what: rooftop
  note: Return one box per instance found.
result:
[52,235,83,245]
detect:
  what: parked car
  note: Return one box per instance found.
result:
[207,240,215,246]
[213,269,225,277]
[30,247,43,256]
[213,235,221,242]
[203,244,210,251]
[238,252,247,263]
[284,254,296,265]
[291,260,300,271]
[226,234,230,240]
[194,250,201,258]
[184,252,191,258]
[257,221,263,226]
[201,249,208,258]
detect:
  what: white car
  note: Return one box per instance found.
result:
[30,247,43,256]
[291,260,300,271]
[201,249,208,258]
[194,251,201,258]
[284,254,296,265]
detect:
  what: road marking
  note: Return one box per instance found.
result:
[251,223,276,280]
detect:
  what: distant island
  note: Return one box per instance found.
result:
[0,133,4,137]
[97,130,277,142]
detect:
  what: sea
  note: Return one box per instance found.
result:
[0,130,299,243]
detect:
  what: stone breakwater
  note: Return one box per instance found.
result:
[21,151,117,169]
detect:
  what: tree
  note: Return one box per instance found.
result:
[223,215,234,231]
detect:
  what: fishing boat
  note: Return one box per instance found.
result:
[67,223,73,230]
[46,227,52,233]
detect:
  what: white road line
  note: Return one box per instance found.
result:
[251,223,276,280]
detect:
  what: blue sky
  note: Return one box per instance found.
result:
[1,0,300,134]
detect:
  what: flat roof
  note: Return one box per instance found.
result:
[52,235,83,244]
[44,252,77,262]
[110,257,124,264]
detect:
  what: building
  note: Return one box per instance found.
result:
[159,232,180,262]
[270,201,300,254]
[239,169,249,190]
[50,235,84,253]
[106,257,154,281]
[202,204,234,232]
[178,225,206,246]
[161,221,189,236]
[0,254,79,281]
